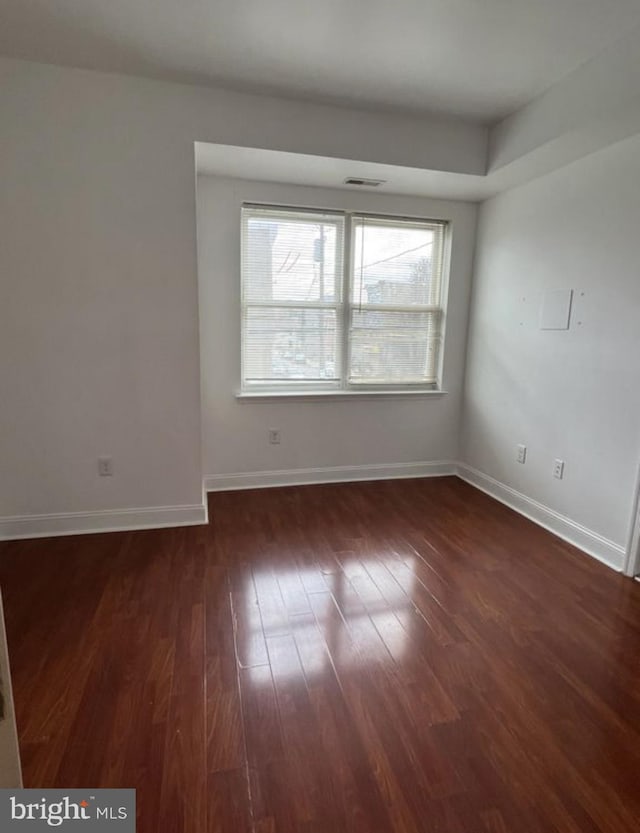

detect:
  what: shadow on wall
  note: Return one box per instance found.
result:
[463,331,550,478]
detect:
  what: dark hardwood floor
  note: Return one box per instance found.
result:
[1,476,640,832]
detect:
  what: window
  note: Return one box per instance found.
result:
[241,205,448,393]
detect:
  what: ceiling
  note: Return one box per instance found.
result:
[2,0,640,123]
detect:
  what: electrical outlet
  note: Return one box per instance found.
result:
[98,456,113,477]
[516,444,527,464]
[268,429,281,445]
[553,459,565,479]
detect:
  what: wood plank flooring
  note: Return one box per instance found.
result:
[1,476,640,832]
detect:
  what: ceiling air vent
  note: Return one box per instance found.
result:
[344,177,386,187]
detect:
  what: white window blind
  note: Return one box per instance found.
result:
[349,216,445,386]
[241,206,448,392]
[242,206,344,388]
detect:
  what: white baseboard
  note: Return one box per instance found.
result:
[456,463,625,572]
[205,460,456,492]
[1,464,627,575]
[0,502,208,541]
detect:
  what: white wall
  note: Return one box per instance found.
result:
[3,55,639,569]
[0,57,485,535]
[0,61,204,527]
[462,134,640,567]
[197,177,478,485]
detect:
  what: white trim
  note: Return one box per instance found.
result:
[236,389,447,402]
[456,463,625,572]
[205,460,456,492]
[623,462,640,576]
[1,464,631,576]
[0,502,208,541]
[241,204,448,394]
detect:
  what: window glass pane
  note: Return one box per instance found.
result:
[244,307,340,383]
[243,212,342,303]
[349,310,440,384]
[351,220,442,307]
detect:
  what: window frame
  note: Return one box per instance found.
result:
[240,203,451,396]
[241,204,345,393]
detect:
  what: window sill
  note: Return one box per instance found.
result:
[235,389,448,402]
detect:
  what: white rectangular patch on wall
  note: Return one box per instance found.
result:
[539,289,573,330]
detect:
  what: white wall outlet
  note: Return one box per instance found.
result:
[516,444,527,464]
[553,459,565,479]
[98,456,114,476]
[268,429,281,445]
